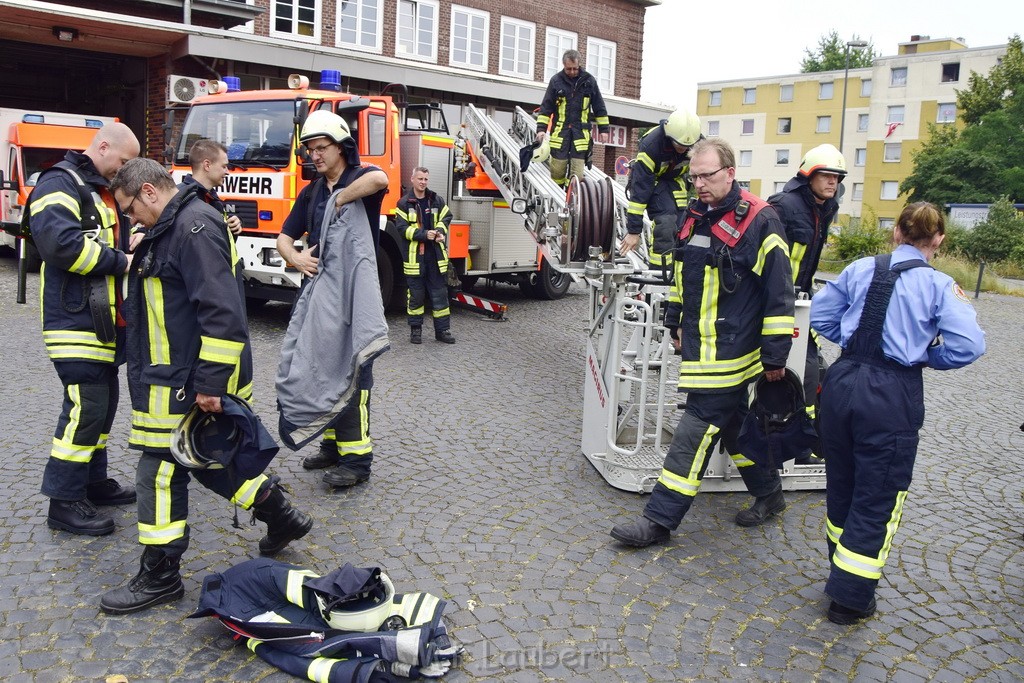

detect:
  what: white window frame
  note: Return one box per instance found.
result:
[776,149,789,166]
[854,148,867,166]
[337,0,382,52]
[860,79,872,97]
[544,28,576,81]
[852,183,864,201]
[774,181,786,193]
[937,102,957,123]
[743,88,756,105]
[741,119,754,136]
[883,142,902,163]
[857,113,869,132]
[449,5,489,71]
[586,37,616,94]
[879,218,895,229]
[707,120,720,136]
[890,66,908,86]
[709,90,721,107]
[396,0,438,62]
[779,84,793,102]
[819,81,834,100]
[739,150,753,167]
[887,105,905,124]
[816,115,831,133]
[499,16,535,79]
[880,182,899,200]
[271,0,320,42]
[229,0,256,34]
[777,117,791,134]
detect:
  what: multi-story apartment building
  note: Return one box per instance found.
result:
[0,0,669,171]
[697,36,1006,229]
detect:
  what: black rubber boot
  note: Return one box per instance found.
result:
[100,547,184,615]
[252,479,314,556]
[302,442,339,470]
[735,488,787,527]
[610,516,670,547]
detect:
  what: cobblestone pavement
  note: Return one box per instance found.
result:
[0,253,1022,682]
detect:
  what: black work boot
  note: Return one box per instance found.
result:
[735,488,787,527]
[435,330,456,344]
[87,478,137,506]
[302,442,339,470]
[47,498,115,536]
[100,547,184,615]
[610,516,670,547]
[322,463,371,488]
[252,479,314,556]
[410,327,422,344]
[827,598,877,625]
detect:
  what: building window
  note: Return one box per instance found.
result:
[743,87,756,104]
[273,0,318,40]
[816,116,831,133]
[777,117,792,134]
[709,90,721,106]
[852,183,863,201]
[942,62,960,82]
[890,66,907,86]
[860,79,872,97]
[883,142,901,162]
[397,0,437,61]
[879,218,895,229]
[937,102,957,123]
[887,105,905,124]
[776,149,789,165]
[779,84,793,102]
[819,82,834,99]
[500,17,535,78]
[774,181,786,193]
[586,37,616,94]
[739,150,752,167]
[880,181,899,200]
[741,119,754,135]
[450,5,488,70]
[854,148,866,166]
[337,0,381,51]
[707,120,719,136]
[857,113,869,132]
[737,181,750,190]
[544,28,576,81]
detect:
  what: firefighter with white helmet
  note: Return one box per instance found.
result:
[619,109,701,267]
[767,142,846,466]
[276,107,390,489]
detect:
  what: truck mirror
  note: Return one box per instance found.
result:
[300,162,317,181]
[0,170,17,192]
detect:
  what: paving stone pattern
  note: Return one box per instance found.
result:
[0,255,1021,682]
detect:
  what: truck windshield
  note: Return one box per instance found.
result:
[23,148,70,186]
[175,100,296,168]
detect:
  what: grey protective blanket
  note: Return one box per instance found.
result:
[276,194,390,450]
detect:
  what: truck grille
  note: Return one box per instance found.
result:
[221,199,259,230]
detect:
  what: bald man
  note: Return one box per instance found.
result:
[28,121,141,536]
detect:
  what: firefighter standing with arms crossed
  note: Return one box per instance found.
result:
[618,109,701,270]
[30,122,140,536]
[610,138,795,547]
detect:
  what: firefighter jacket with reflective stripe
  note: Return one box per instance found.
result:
[124,188,253,452]
[189,558,460,683]
[178,175,241,268]
[768,175,839,294]
[665,185,795,392]
[29,151,127,365]
[626,123,693,234]
[536,69,610,155]
[395,190,451,277]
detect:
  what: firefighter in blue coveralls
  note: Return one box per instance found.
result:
[610,138,796,547]
[618,110,701,269]
[275,110,389,488]
[810,202,984,624]
[29,122,140,537]
[535,49,610,188]
[768,143,846,466]
[99,159,313,615]
[396,166,455,344]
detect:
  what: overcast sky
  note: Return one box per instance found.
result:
[641,0,1023,113]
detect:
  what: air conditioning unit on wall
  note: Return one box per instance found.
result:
[167,75,209,104]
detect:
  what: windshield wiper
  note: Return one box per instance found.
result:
[229,160,284,170]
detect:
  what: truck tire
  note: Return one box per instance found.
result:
[377,244,404,312]
[527,258,570,300]
[23,242,42,273]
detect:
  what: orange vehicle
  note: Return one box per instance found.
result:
[0,108,116,269]
[168,71,569,310]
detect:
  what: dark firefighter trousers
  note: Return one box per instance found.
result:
[644,181,685,269]
[645,386,782,529]
[321,378,374,477]
[42,360,120,501]
[407,256,451,332]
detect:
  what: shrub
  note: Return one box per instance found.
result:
[961,196,1024,262]
[829,223,891,261]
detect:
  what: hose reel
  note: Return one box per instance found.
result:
[565,175,615,262]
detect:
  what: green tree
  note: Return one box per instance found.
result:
[962,196,1024,262]
[800,31,876,72]
[958,35,1024,125]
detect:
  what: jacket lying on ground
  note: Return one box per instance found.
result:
[189,558,460,683]
[276,196,390,450]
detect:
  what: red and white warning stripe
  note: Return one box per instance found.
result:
[452,291,508,318]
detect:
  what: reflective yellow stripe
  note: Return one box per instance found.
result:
[878,490,907,567]
[68,239,103,274]
[637,152,655,172]
[140,460,186,544]
[595,115,610,126]
[627,201,646,216]
[145,277,171,365]
[286,569,319,607]
[826,517,842,545]
[138,520,187,544]
[790,242,807,283]
[699,266,718,363]
[308,657,341,683]
[753,233,789,276]
[762,315,795,336]
[199,336,244,365]
[231,475,267,508]
[729,451,756,467]
[42,330,117,362]
[833,543,885,580]
[336,390,372,455]
[31,192,80,218]
[50,438,94,463]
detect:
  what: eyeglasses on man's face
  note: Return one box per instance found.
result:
[303,143,335,158]
[120,189,142,218]
[686,167,727,184]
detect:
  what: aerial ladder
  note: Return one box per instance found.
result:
[460,104,824,493]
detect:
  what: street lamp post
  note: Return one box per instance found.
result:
[838,39,869,158]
